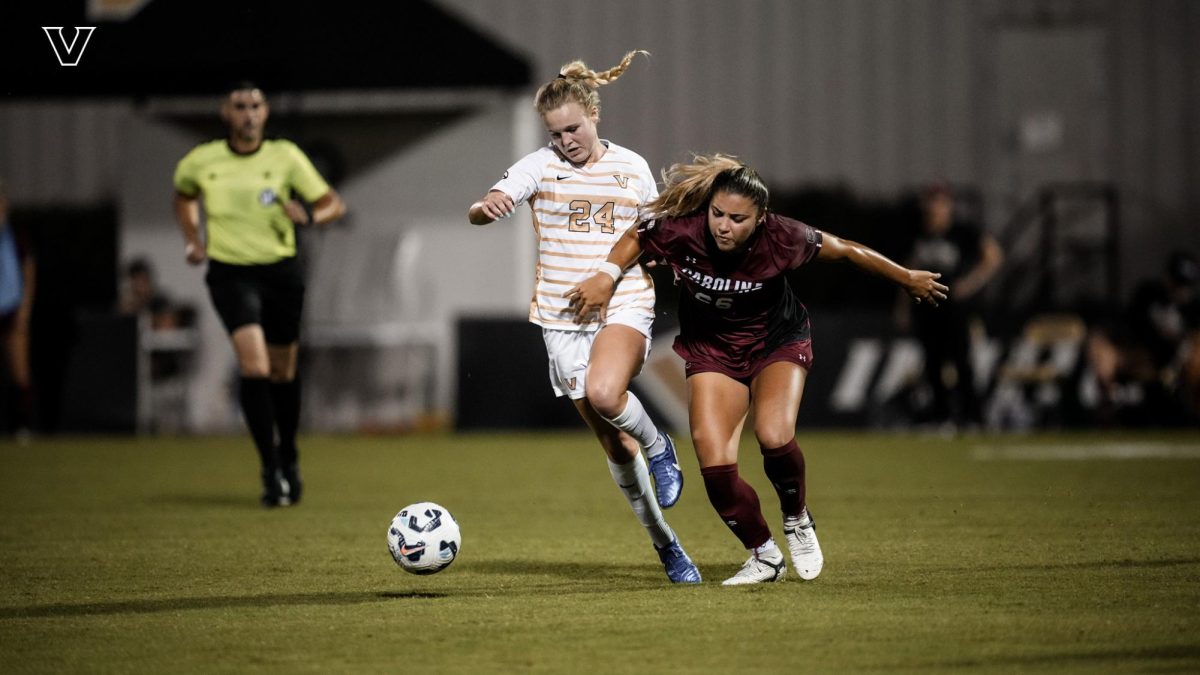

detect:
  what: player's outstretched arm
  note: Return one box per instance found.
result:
[818,231,949,306]
[564,226,644,322]
[468,190,516,226]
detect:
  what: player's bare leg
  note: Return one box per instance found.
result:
[573,399,639,464]
[231,325,286,506]
[586,324,681,508]
[574,399,699,583]
[689,373,785,585]
[232,325,270,377]
[751,361,822,580]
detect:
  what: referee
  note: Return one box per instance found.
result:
[173,82,346,507]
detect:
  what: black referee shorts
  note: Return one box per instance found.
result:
[205,257,305,344]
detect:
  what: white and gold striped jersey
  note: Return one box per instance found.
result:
[491,141,658,332]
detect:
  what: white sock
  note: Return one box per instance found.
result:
[784,507,810,529]
[606,392,666,457]
[753,538,782,559]
[607,454,674,548]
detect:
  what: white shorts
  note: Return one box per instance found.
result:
[542,307,654,400]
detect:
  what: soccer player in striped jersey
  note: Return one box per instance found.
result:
[468,52,699,583]
[174,82,346,507]
[567,155,948,585]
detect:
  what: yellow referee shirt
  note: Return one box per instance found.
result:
[173,139,330,265]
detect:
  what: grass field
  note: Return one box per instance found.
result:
[2,430,1199,673]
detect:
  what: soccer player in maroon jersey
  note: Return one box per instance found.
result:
[567,154,948,584]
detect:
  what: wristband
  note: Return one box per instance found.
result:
[597,261,623,283]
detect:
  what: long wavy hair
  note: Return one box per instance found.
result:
[645,154,770,219]
[533,50,647,116]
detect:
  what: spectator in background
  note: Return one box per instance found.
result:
[120,258,184,330]
[1087,250,1200,424]
[1178,252,1200,422]
[896,182,1003,430]
[0,179,36,438]
[118,257,196,381]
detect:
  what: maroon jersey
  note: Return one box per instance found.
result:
[638,212,823,375]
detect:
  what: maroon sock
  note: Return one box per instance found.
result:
[761,439,806,518]
[700,464,771,549]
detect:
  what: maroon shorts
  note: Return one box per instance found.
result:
[676,338,814,385]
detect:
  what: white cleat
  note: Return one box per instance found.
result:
[722,547,787,586]
[784,510,823,580]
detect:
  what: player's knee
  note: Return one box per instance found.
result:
[239,362,270,378]
[690,428,729,462]
[585,379,624,417]
[754,426,793,451]
[268,364,296,383]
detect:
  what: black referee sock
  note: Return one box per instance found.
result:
[271,378,301,466]
[239,376,278,472]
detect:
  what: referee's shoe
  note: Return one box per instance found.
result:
[281,463,303,505]
[261,468,292,508]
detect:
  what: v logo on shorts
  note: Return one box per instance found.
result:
[566,377,578,390]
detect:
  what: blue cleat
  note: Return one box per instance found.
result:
[647,432,684,508]
[656,538,702,584]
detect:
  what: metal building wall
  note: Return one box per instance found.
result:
[1108,0,1200,275]
[2,0,1197,277]
[438,0,1200,267]
[0,101,127,205]
[439,0,985,193]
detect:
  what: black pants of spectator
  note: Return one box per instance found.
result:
[914,302,983,426]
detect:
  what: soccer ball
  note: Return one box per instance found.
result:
[387,502,461,575]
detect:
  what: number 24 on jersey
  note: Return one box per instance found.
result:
[567,200,616,234]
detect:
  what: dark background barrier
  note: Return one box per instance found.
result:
[455,316,671,432]
[1,205,118,433]
[58,312,137,433]
[455,317,579,430]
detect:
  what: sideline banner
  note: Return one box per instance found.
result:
[455,311,1098,431]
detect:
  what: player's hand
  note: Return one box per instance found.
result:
[905,270,948,307]
[184,241,206,266]
[564,273,616,323]
[475,192,516,222]
[282,199,311,225]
